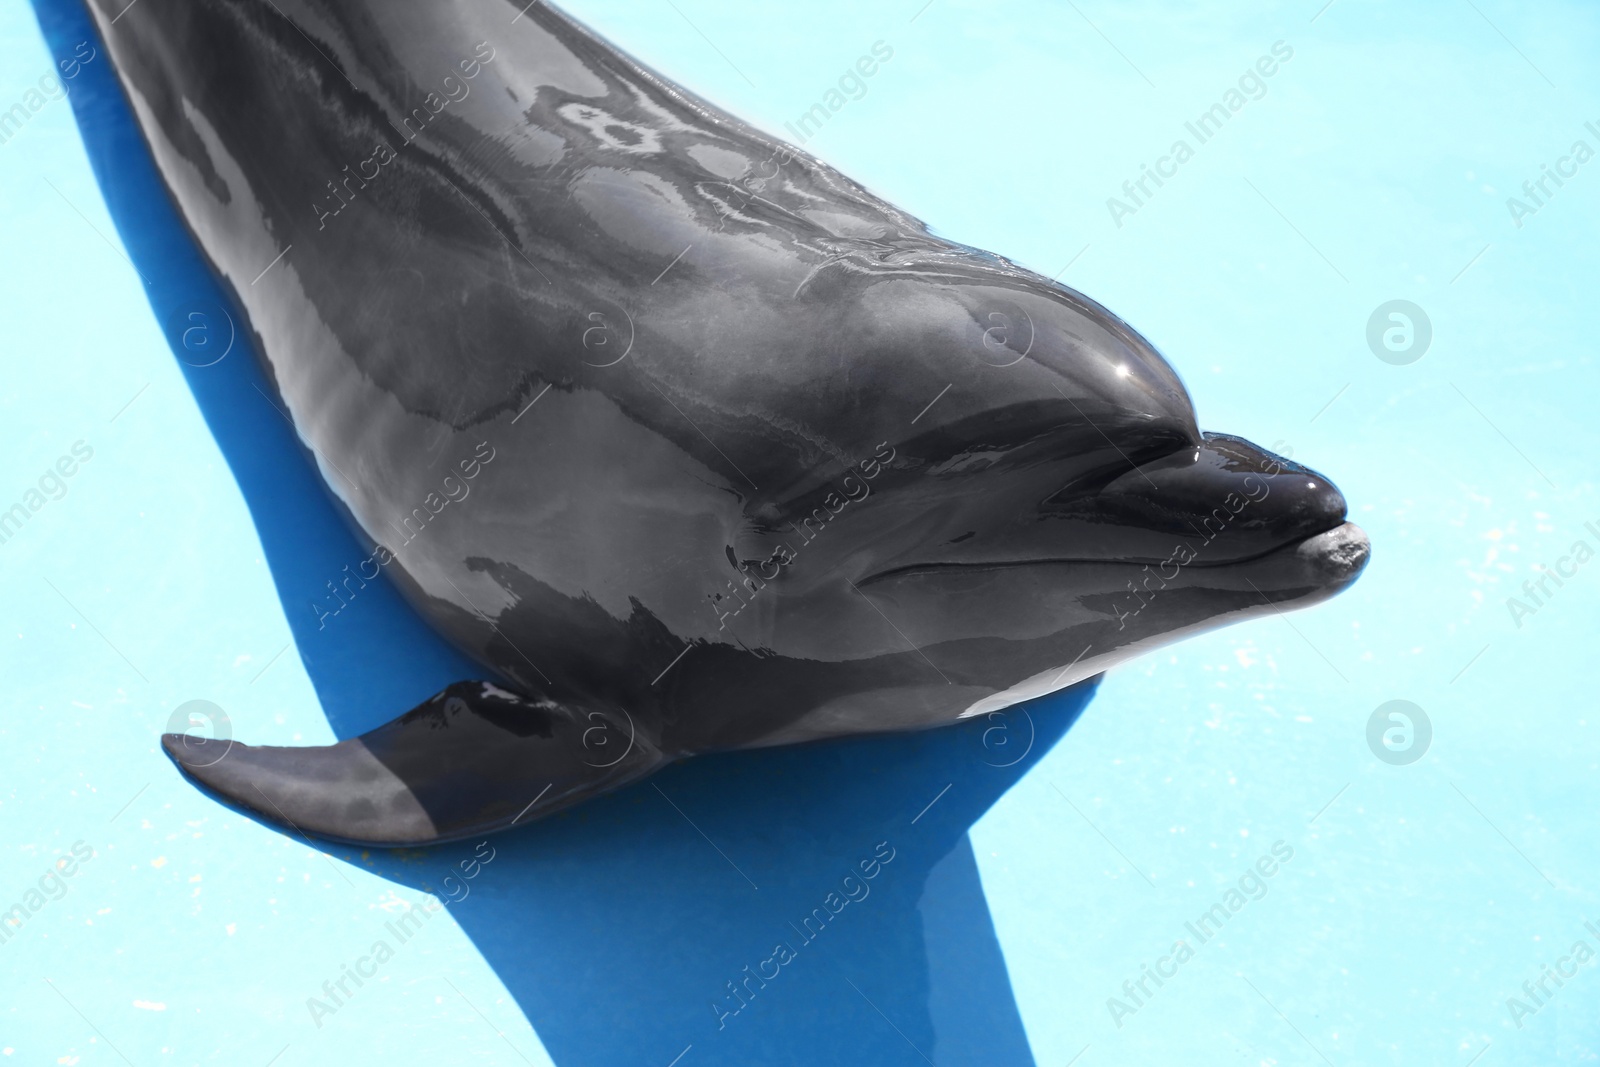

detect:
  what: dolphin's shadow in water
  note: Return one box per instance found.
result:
[35,0,1097,1061]
[379,684,1095,1066]
[31,0,478,742]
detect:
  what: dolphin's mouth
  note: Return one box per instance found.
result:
[840,516,1370,727]
[858,518,1370,592]
[856,431,1360,591]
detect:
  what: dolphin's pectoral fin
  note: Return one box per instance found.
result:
[161,681,665,848]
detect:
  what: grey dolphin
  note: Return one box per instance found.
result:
[83,0,1369,846]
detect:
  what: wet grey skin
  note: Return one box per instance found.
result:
[88,0,1370,846]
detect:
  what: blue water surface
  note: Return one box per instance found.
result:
[3,0,1598,1064]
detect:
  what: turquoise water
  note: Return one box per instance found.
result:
[4,0,1599,1063]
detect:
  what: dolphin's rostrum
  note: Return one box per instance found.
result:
[83,0,1370,846]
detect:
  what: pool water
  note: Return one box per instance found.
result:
[3,0,1598,1063]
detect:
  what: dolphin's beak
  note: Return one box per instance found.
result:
[1062,432,1352,568]
[849,430,1368,672]
[1218,518,1371,607]
[1292,521,1371,584]
[865,431,1361,582]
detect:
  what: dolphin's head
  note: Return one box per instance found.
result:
[704,255,1369,741]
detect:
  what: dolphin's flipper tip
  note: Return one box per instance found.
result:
[161,683,664,848]
[161,730,442,845]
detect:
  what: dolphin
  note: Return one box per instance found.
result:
[82,0,1369,846]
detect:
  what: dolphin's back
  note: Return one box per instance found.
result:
[90,0,960,647]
